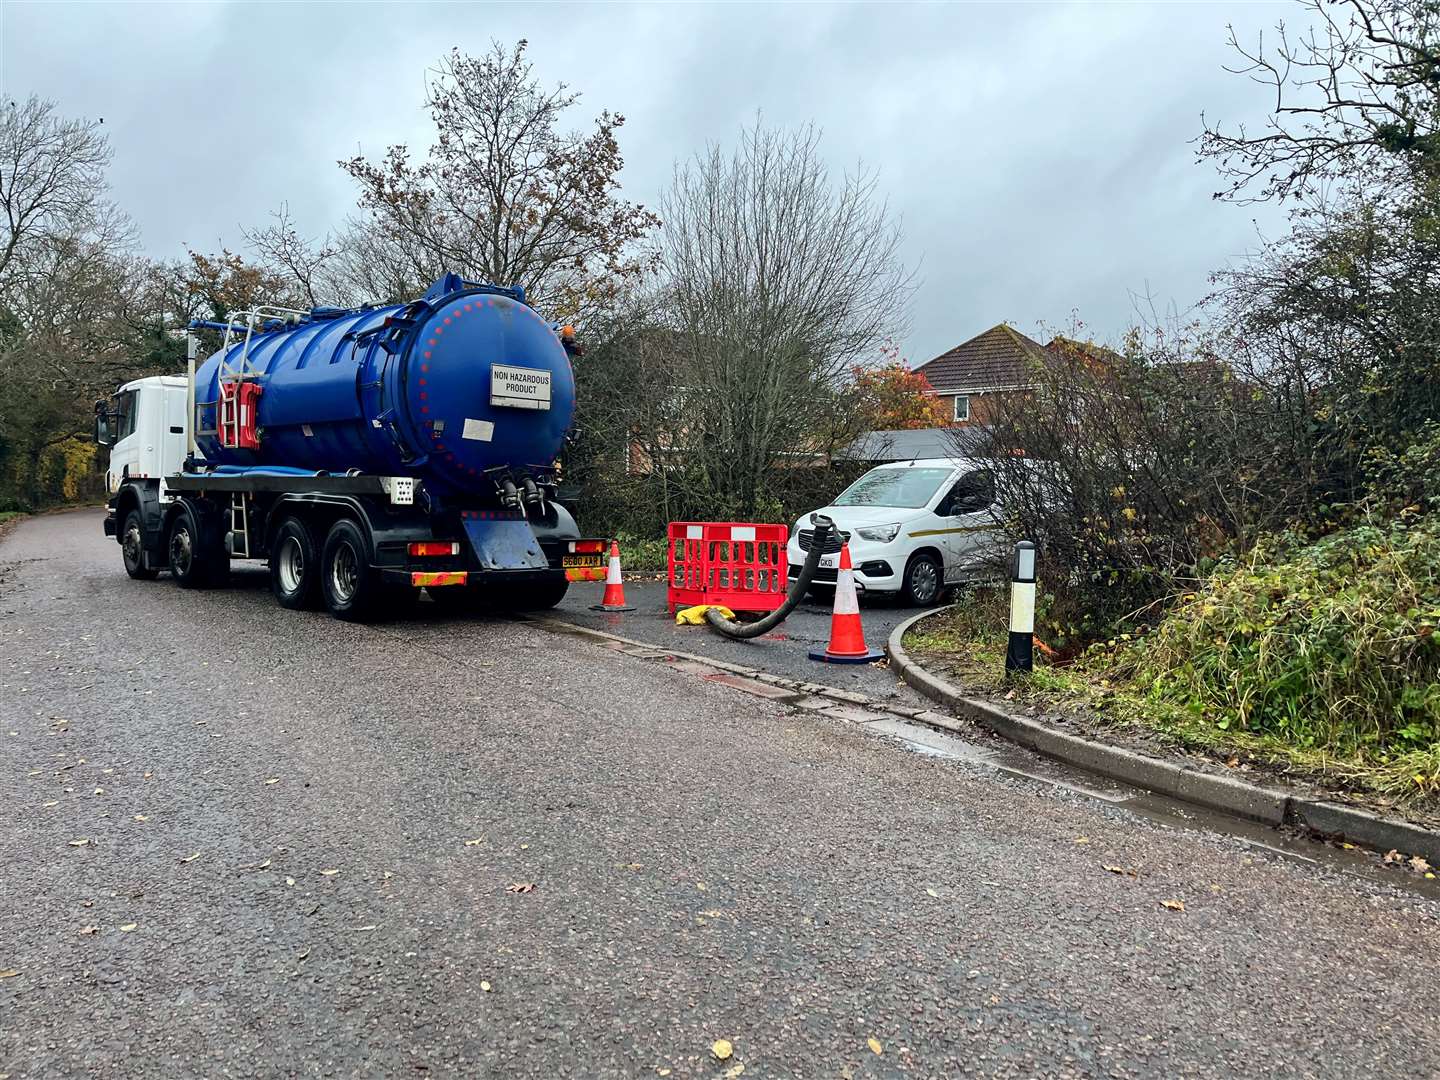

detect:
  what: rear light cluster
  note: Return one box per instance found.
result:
[408,541,460,557]
[568,540,605,554]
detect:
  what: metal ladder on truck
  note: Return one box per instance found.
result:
[207,304,310,558]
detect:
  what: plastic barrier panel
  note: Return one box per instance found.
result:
[667,522,788,615]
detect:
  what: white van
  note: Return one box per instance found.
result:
[786,458,1004,606]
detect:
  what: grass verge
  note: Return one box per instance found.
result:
[910,555,1440,818]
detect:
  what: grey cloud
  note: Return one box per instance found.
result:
[5,0,1290,362]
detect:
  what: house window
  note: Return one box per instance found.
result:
[952,394,970,423]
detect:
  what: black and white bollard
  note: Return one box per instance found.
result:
[1005,540,1036,676]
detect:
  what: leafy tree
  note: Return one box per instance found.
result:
[850,352,949,430]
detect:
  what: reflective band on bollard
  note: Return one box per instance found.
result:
[1006,540,1036,675]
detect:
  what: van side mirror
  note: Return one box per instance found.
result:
[93,401,113,447]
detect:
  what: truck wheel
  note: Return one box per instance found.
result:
[320,519,381,621]
[270,518,320,610]
[168,501,227,588]
[121,510,158,580]
[901,552,943,607]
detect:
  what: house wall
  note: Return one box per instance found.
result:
[938,390,1039,426]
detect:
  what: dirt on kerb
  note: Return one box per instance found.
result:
[904,609,1440,834]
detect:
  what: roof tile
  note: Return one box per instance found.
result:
[914,325,1049,392]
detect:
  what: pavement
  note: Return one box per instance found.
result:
[3,508,1439,1079]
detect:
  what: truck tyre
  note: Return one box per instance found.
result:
[168,501,227,588]
[270,517,320,610]
[320,518,382,621]
[901,552,943,607]
[121,509,158,580]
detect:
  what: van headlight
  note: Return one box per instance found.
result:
[855,523,901,543]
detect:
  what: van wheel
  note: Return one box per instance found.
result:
[901,553,943,607]
[169,501,227,588]
[320,518,381,621]
[121,510,158,580]
[270,518,320,610]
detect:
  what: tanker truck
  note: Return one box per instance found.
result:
[94,272,608,620]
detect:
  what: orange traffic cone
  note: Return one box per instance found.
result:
[809,543,884,664]
[590,540,636,612]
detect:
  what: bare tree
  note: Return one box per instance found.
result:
[653,121,913,515]
[1200,0,1440,201]
[0,95,115,291]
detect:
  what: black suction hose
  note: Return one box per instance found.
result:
[703,515,836,639]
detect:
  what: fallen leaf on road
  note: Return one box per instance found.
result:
[1160,899,1186,912]
[463,837,485,847]
[0,970,20,978]
[1004,689,1016,701]
[1384,849,1404,864]
[133,815,148,822]
[925,887,939,898]
[319,869,340,876]
[1073,836,1089,844]
[264,778,279,786]
[506,882,535,894]
[383,871,394,879]
[179,852,201,864]
[868,1037,884,1055]
[254,859,272,870]
[1410,856,1431,874]
[285,877,295,887]
[711,1040,733,1061]
[1102,865,1138,877]
[42,801,58,808]
[67,839,89,847]
[297,949,309,962]
[351,925,378,932]
[118,923,137,932]
[725,1065,745,1078]
[657,1070,671,1078]
[480,981,492,992]
[78,926,98,935]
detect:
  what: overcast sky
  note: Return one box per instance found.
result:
[4,0,1293,363]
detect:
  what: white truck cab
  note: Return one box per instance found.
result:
[785,457,1004,606]
[101,376,193,495]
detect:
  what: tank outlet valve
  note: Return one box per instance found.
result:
[499,478,522,510]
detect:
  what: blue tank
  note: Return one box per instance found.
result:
[191,274,575,501]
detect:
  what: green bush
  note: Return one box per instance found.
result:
[1117,514,1440,775]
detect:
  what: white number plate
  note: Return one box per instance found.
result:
[820,554,838,569]
[491,364,551,410]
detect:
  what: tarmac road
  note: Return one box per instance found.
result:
[550,579,928,706]
[2,509,1438,1079]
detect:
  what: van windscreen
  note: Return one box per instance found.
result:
[833,467,952,508]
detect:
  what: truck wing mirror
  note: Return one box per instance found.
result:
[93,400,113,447]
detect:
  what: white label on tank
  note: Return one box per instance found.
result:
[462,418,495,442]
[301,424,313,437]
[490,364,551,410]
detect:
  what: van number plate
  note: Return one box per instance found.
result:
[491,364,551,410]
